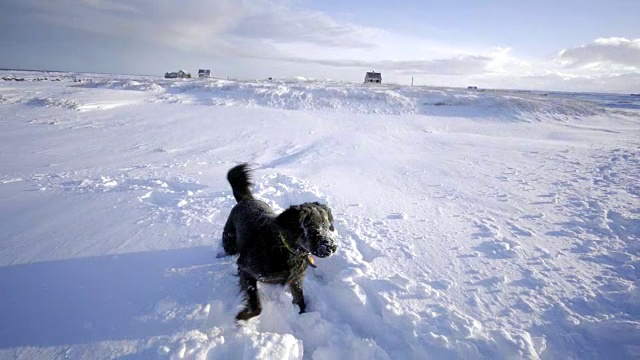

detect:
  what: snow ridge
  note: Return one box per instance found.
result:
[80,78,616,121]
[3,70,639,121]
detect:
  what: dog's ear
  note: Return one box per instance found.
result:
[327,209,335,231]
[312,202,335,231]
[276,205,303,229]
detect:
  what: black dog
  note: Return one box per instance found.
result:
[222,164,337,321]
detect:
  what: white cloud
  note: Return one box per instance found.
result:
[559,37,640,69]
[252,55,493,75]
[80,0,140,13]
[477,71,640,93]
[230,5,382,48]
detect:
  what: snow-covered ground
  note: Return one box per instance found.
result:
[1,71,639,359]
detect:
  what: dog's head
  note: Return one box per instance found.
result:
[276,202,337,258]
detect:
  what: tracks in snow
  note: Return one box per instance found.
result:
[444,144,640,359]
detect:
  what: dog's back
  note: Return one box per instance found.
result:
[225,200,275,255]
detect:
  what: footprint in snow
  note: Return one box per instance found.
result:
[387,212,407,220]
[474,239,522,259]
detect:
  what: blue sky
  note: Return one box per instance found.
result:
[1,0,639,92]
[317,0,639,50]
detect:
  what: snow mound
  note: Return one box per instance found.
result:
[65,76,640,121]
[5,70,639,121]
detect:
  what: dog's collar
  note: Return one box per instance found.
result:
[279,234,317,268]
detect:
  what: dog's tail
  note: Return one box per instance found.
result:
[227,163,254,202]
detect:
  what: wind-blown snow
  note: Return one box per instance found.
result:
[1,70,639,359]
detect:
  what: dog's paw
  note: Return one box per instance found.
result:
[236,307,261,322]
[294,301,307,314]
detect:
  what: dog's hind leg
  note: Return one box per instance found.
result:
[222,218,237,255]
[289,279,306,314]
[236,271,262,321]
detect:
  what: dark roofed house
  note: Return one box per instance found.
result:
[198,69,211,78]
[164,70,191,79]
[364,71,382,84]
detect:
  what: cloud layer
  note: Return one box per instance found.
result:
[1,0,638,92]
[559,38,640,69]
[5,0,381,55]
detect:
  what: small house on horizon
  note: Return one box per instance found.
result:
[164,70,191,79]
[198,69,211,78]
[364,71,382,84]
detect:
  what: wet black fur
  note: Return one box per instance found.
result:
[222,163,337,321]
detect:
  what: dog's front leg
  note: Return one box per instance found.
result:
[289,279,306,314]
[237,271,261,321]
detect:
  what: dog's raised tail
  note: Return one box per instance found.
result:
[227,163,254,202]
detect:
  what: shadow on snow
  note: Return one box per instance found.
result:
[0,246,232,349]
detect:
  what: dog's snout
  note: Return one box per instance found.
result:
[315,242,337,258]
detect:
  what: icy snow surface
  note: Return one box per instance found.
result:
[1,71,639,359]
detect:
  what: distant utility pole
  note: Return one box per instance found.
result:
[411,77,414,87]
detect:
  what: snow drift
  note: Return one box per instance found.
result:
[1,70,640,359]
[5,71,639,121]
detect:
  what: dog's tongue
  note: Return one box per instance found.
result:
[306,255,317,268]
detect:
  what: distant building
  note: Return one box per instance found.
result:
[198,69,211,78]
[364,71,382,84]
[164,70,191,79]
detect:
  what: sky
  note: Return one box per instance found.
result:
[1,0,639,93]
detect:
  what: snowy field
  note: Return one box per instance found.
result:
[1,70,639,359]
